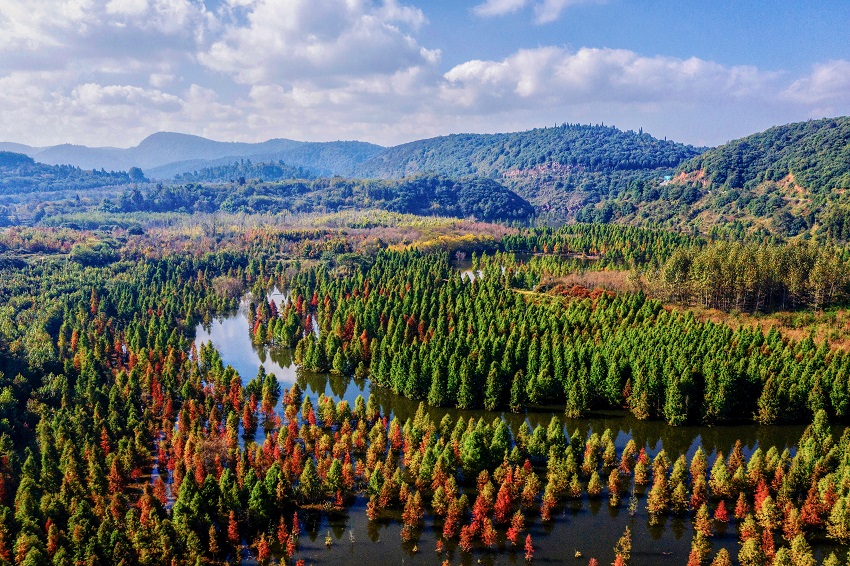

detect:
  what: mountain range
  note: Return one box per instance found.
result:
[4,117,850,239]
[1,125,700,182]
[0,133,384,178]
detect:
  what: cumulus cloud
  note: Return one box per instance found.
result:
[72,83,183,111]
[0,0,848,149]
[442,47,777,109]
[105,0,149,17]
[199,0,436,85]
[0,0,209,53]
[783,60,850,106]
[435,47,850,145]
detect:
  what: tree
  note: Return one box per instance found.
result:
[708,453,730,499]
[788,534,816,566]
[256,534,271,566]
[614,526,631,564]
[608,469,621,507]
[507,510,524,545]
[226,509,240,547]
[827,495,850,543]
[484,363,503,411]
[587,471,603,498]
[299,458,322,502]
[709,548,732,566]
[493,477,515,524]
[524,534,534,561]
[737,538,763,566]
[510,371,527,413]
[461,427,488,479]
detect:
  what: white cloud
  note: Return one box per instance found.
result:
[472,0,604,23]
[378,0,427,29]
[783,60,850,106]
[0,0,208,54]
[0,0,848,150]
[473,0,528,17]
[436,47,850,146]
[199,0,436,85]
[72,83,183,111]
[533,0,603,24]
[149,72,176,87]
[442,47,777,109]
[105,0,148,16]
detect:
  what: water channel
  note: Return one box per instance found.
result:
[193,294,840,565]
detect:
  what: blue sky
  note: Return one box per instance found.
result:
[0,0,848,149]
[424,1,850,73]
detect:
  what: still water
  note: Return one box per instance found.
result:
[194,300,832,565]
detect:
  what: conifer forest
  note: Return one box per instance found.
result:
[2,203,850,566]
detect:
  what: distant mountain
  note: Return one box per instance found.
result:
[33,144,130,172]
[130,133,383,176]
[351,124,704,221]
[0,142,39,155]
[2,132,385,178]
[1,124,708,224]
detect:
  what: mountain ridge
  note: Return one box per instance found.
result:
[1,124,701,181]
[1,132,385,177]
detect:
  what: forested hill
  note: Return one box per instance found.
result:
[0,151,143,194]
[173,159,314,183]
[675,116,850,192]
[101,174,535,223]
[357,123,703,179]
[642,116,850,239]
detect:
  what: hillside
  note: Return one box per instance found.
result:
[9,117,850,239]
[677,116,850,192]
[358,124,701,178]
[355,124,703,219]
[1,125,705,223]
[566,116,850,239]
[0,151,142,195]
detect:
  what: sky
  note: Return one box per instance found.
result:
[1,0,849,149]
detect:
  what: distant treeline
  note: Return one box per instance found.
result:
[0,151,143,195]
[173,159,314,184]
[358,123,702,178]
[103,174,535,222]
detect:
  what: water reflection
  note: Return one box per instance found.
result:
[193,305,837,565]
[195,304,813,459]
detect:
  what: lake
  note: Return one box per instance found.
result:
[193,299,836,565]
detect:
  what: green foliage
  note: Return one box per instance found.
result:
[679,116,850,193]
[174,159,313,184]
[358,123,701,178]
[105,173,534,222]
[0,152,141,195]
